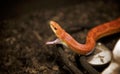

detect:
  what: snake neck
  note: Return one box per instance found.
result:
[60,31,96,55]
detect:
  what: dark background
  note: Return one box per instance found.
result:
[0,0,120,20]
[0,0,120,74]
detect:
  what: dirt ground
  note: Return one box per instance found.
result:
[0,0,120,74]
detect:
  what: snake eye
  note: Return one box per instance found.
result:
[54,27,57,30]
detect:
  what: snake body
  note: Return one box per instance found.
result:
[46,18,120,55]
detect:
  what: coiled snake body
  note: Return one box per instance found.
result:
[46,18,120,55]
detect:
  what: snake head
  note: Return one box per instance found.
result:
[46,21,67,46]
[49,21,65,38]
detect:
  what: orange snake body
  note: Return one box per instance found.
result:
[46,18,120,55]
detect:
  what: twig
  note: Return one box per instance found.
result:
[33,31,42,41]
[79,56,100,74]
[56,45,83,74]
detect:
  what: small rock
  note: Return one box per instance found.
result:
[52,65,59,71]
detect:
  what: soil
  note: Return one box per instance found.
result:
[0,0,120,74]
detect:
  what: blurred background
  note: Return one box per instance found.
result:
[0,0,120,74]
[0,0,119,20]
[0,0,85,20]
